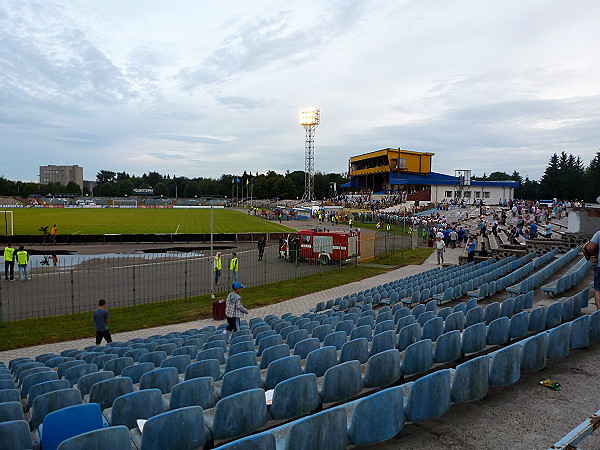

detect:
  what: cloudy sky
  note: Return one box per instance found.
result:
[2,0,600,183]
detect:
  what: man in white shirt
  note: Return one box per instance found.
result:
[435,236,446,265]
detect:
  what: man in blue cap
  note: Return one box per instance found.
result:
[225,281,249,332]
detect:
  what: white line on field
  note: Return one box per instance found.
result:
[175,225,180,234]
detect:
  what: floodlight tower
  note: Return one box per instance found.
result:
[299,107,320,202]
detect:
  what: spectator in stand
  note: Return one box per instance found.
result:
[467,237,477,263]
[544,221,553,239]
[529,221,538,240]
[449,228,458,249]
[584,231,600,309]
[457,227,465,247]
[479,242,488,257]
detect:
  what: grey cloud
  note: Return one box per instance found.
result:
[148,152,188,160]
[177,2,367,89]
[154,135,230,145]
[215,95,264,109]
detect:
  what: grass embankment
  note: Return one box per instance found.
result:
[375,247,434,266]
[354,222,412,235]
[4,208,294,235]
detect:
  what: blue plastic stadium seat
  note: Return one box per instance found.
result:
[0,401,25,422]
[462,323,487,354]
[465,306,484,328]
[519,332,548,372]
[139,350,169,367]
[169,377,216,410]
[30,388,83,429]
[217,431,276,450]
[433,330,461,364]
[0,389,20,404]
[185,359,222,382]
[272,406,349,450]
[320,360,363,404]
[405,369,451,422]
[131,406,206,450]
[528,306,547,332]
[27,380,70,412]
[486,317,510,345]
[421,317,443,341]
[305,346,337,377]
[397,322,422,351]
[547,323,571,360]
[108,388,165,429]
[225,351,257,373]
[323,330,347,350]
[343,386,404,447]
[0,420,34,450]
[139,367,179,394]
[286,329,309,350]
[258,334,284,356]
[545,302,563,329]
[508,311,530,339]
[488,344,521,387]
[443,311,464,333]
[483,302,500,325]
[370,330,396,356]
[269,373,320,421]
[89,376,134,411]
[196,348,226,365]
[220,365,263,398]
[263,355,302,390]
[260,344,291,370]
[64,363,98,388]
[39,403,107,450]
[205,388,268,441]
[590,310,600,340]
[340,338,369,364]
[450,355,489,403]
[401,339,433,376]
[21,370,59,398]
[293,338,321,360]
[362,349,402,388]
[350,324,373,342]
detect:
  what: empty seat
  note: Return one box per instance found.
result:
[305,346,337,377]
[520,332,548,372]
[293,338,321,360]
[570,315,590,349]
[401,339,433,376]
[263,355,302,390]
[486,317,510,345]
[269,373,320,421]
[443,312,464,333]
[483,302,500,325]
[433,330,461,364]
[421,317,443,341]
[161,355,192,374]
[27,380,70,412]
[170,377,216,410]
[450,355,489,403]
[547,323,571,360]
[123,348,150,362]
[131,406,206,450]
[488,344,521,387]
[362,349,402,388]
[108,388,165,429]
[465,306,484,328]
[64,363,98,388]
[528,306,548,332]
[204,388,268,441]
[140,367,180,394]
[30,388,83,429]
[258,334,284,356]
[350,324,373,342]
[21,370,59,398]
[323,331,347,350]
[39,403,107,450]
[220,365,263,398]
[509,311,529,339]
[0,401,25,422]
[185,359,222,382]
[319,360,363,404]
[0,420,34,449]
[339,338,369,364]
[397,323,422,351]
[462,323,487,354]
[344,386,404,447]
[0,390,20,404]
[139,351,169,367]
[228,340,255,357]
[405,369,451,422]
[196,348,226,365]
[260,344,291,370]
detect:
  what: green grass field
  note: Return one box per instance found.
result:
[2,208,296,235]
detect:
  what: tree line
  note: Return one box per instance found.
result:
[1,150,598,201]
[472,151,600,202]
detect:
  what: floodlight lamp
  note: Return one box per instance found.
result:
[299,107,320,126]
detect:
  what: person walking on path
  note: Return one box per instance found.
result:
[93,299,113,345]
[214,252,222,285]
[435,236,446,265]
[50,224,58,244]
[257,237,266,261]
[229,252,239,282]
[449,229,458,249]
[583,231,600,309]
[16,246,30,281]
[225,281,248,332]
[3,243,15,281]
[467,237,477,263]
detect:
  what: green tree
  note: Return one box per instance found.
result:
[154,182,169,197]
[584,151,600,203]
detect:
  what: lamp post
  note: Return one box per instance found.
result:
[209,197,214,299]
[299,107,320,202]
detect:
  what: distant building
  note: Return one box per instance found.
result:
[343,148,517,204]
[39,165,84,191]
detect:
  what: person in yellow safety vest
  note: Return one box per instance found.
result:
[386,223,391,234]
[349,218,353,228]
[16,246,30,281]
[229,252,239,283]
[214,252,222,285]
[50,224,58,244]
[4,243,15,281]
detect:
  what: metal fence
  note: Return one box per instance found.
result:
[0,244,351,322]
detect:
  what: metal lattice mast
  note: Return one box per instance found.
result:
[300,108,320,201]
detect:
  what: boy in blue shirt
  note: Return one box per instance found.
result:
[93,299,113,345]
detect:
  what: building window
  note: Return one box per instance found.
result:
[463,191,471,198]
[483,192,490,199]
[444,191,452,198]
[475,192,481,198]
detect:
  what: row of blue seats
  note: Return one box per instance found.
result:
[507,247,580,295]
[541,257,591,296]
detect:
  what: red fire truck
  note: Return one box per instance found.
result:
[287,229,360,264]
